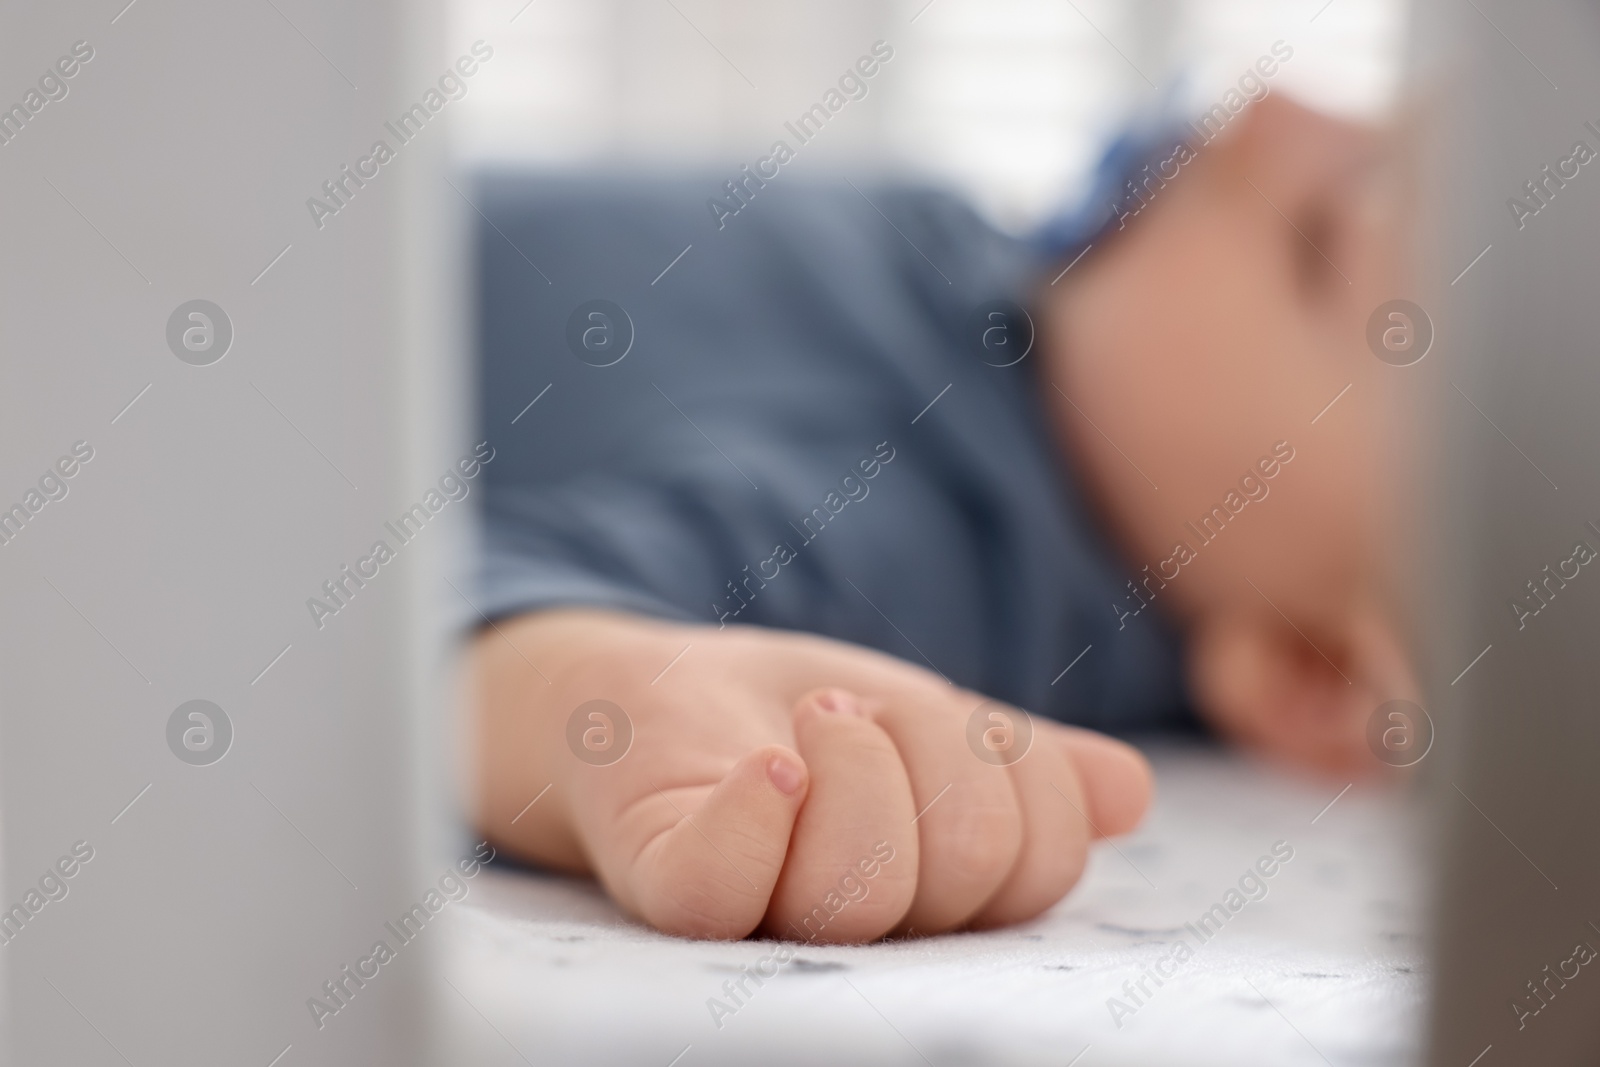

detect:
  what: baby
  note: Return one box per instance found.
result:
[466,95,1415,942]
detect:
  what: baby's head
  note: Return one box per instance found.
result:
[1038,95,1418,773]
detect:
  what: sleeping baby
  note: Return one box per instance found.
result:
[465,95,1417,942]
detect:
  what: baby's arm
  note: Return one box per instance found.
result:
[470,607,1152,941]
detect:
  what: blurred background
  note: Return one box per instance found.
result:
[449,0,1407,229]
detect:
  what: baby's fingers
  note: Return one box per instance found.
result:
[760,689,917,943]
[968,721,1150,929]
[1046,723,1153,838]
[625,745,808,940]
[966,711,1089,929]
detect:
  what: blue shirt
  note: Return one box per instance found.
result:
[471,173,1193,735]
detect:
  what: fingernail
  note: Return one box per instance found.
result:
[767,753,805,796]
[814,690,862,717]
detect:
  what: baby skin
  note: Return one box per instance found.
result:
[474,609,1148,941]
[470,96,1419,942]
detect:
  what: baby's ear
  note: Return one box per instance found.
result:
[1186,613,1382,776]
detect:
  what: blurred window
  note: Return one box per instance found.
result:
[451,0,1403,230]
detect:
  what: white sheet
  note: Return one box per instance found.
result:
[441,744,1426,1066]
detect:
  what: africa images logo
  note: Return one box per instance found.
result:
[0,39,95,149]
[1106,841,1295,1029]
[304,443,494,631]
[304,42,494,231]
[706,41,895,230]
[306,843,495,1031]
[1113,441,1296,629]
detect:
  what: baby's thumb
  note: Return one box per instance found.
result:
[631,746,808,940]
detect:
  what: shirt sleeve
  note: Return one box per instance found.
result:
[465,173,1195,736]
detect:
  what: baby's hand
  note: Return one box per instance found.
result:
[471,609,1152,942]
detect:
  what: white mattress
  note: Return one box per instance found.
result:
[440,743,1427,1066]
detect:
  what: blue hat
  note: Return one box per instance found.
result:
[1032,105,1200,267]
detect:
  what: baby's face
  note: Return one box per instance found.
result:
[1038,96,1418,769]
[1040,95,1406,635]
